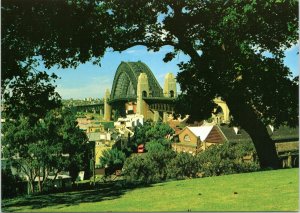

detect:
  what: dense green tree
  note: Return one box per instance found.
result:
[166,152,199,179]
[133,121,174,147]
[1,166,22,198]
[2,109,87,193]
[196,141,260,177]
[145,139,171,153]
[99,148,126,176]
[2,0,298,168]
[2,69,61,124]
[123,149,176,184]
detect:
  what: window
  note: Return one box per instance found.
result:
[142,91,147,97]
[184,134,191,142]
[170,90,174,97]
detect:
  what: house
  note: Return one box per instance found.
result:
[173,123,226,155]
[218,125,299,167]
[114,114,144,129]
[86,131,115,167]
[86,124,105,133]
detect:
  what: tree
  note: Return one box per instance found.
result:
[123,149,176,184]
[133,121,174,148]
[166,152,199,180]
[99,148,126,176]
[2,0,298,168]
[145,139,172,153]
[2,108,87,193]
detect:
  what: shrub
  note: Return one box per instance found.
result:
[196,141,260,177]
[122,154,158,184]
[123,150,176,184]
[145,139,171,153]
[99,148,126,176]
[166,152,199,179]
[1,167,22,198]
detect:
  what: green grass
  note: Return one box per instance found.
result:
[2,168,299,212]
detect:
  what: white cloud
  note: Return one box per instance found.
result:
[56,78,112,99]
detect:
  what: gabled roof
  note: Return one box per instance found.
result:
[218,125,299,143]
[187,125,214,141]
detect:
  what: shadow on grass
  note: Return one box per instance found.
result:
[2,181,152,211]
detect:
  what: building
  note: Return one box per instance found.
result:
[114,114,144,129]
[86,124,105,133]
[173,123,226,155]
[86,131,114,167]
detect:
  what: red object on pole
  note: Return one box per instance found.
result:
[137,144,144,153]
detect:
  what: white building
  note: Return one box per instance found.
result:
[114,114,144,129]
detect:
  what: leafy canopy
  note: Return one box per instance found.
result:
[2,0,298,127]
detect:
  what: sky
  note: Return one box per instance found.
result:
[40,44,299,100]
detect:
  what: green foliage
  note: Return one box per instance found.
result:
[2,69,61,124]
[2,0,298,168]
[166,152,199,180]
[196,141,260,177]
[99,148,126,176]
[2,108,88,193]
[133,121,174,149]
[124,140,260,184]
[122,154,158,184]
[1,166,23,199]
[123,150,176,184]
[145,139,171,153]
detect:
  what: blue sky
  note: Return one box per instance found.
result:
[41,44,299,99]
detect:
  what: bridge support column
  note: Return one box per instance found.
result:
[137,73,150,118]
[163,73,177,98]
[163,112,168,123]
[213,98,230,123]
[104,89,112,121]
[153,111,160,122]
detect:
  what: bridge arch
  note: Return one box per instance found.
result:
[110,61,163,100]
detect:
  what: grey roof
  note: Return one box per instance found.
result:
[218,125,298,143]
[87,132,106,141]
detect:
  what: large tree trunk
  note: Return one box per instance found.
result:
[226,96,280,169]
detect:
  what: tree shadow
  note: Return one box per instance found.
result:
[2,181,153,211]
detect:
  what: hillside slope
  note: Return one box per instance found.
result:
[3,168,299,212]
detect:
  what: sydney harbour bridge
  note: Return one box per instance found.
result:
[71,61,230,123]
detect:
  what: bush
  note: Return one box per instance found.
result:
[123,140,260,184]
[145,139,171,153]
[1,167,22,199]
[99,148,126,176]
[166,152,199,179]
[123,150,176,184]
[122,154,158,184]
[196,141,260,177]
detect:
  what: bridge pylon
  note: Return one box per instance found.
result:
[104,89,112,121]
[136,73,150,118]
[163,73,177,98]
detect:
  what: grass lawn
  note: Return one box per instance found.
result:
[2,168,299,212]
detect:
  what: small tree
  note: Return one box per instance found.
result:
[166,152,199,180]
[99,148,126,176]
[133,122,174,151]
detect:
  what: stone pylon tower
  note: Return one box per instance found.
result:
[163,73,177,98]
[136,73,150,117]
[104,88,111,121]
